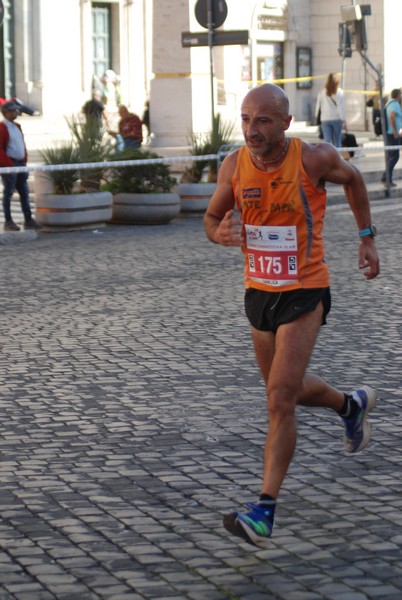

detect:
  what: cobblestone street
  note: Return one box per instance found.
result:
[1,196,402,599]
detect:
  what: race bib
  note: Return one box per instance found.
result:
[245,224,299,287]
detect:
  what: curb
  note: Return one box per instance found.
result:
[0,229,38,245]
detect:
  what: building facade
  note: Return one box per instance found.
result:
[0,0,152,120]
[0,0,398,147]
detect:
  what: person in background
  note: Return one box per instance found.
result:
[204,83,379,549]
[315,73,346,147]
[142,100,150,142]
[366,80,385,138]
[0,100,41,231]
[82,89,107,129]
[108,105,143,152]
[381,88,402,188]
[101,70,122,114]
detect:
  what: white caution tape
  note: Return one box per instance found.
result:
[0,154,221,175]
[0,145,396,175]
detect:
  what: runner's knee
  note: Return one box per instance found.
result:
[267,385,298,416]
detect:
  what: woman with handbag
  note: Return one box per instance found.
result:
[315,73,346,147]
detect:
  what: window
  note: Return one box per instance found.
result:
[256,42,283,84]
[92,3,111,77]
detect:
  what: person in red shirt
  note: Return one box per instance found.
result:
[0,100,40,231]
[108,105,143,152]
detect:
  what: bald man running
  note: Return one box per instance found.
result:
[204,83,380,548]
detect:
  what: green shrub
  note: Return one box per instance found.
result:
[181,113,236,183]
[66,115,114,192]
[39,143,80,195]
[40,115,115,194]
[103,148,177,194]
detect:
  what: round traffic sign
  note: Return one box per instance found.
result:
[195,0,228,30]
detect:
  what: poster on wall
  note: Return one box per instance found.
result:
[296,47,312,89]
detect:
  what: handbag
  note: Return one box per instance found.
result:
[316,108,321,126]
[373,109,382,136]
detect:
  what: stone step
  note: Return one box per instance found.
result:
[326,178,399,204]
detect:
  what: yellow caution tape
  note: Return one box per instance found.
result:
[154,73,193,78]
[153,72,391,95]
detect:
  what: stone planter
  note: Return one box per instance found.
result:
[34,172,112,230]
[111,192,181,225]
[178,183,216,213]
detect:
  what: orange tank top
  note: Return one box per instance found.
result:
[233,138,330,292]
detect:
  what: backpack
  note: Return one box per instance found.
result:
[382,99,399,135]
[373,101,392,137]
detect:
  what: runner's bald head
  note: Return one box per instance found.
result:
[242,84,290,118]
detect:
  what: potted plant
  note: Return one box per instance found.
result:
[103,147,180,225]
[33,117,114,230]
[178,113,237,213]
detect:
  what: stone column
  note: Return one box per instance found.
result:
[150,0,213,147]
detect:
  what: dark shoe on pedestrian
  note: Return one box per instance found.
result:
[381,179,397,188]
[342,386,377,453]
[4,220,20,231]
[223,502,273,548]
[24,218,41,229]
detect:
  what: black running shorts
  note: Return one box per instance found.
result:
[244,287,331,333]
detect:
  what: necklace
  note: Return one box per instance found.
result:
[254,139,289,165]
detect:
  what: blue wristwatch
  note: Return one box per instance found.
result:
[358,224,377,238]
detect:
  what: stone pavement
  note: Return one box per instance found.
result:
[1,193,402,599]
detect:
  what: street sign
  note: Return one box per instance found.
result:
[186,0,238,137]
[0,1,4,27]
[195,0,228,29]
[181,30,249,48]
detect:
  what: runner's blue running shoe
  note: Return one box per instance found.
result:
[342,386,377,452]
[223,502,273,548]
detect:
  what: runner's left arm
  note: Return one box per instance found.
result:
[305,142,380,280]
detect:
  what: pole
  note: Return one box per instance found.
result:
[363,51,368,130]
[359,52,390,197]
[207,0,215,131]
[341,55,346,89]
[340,23,349,88]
